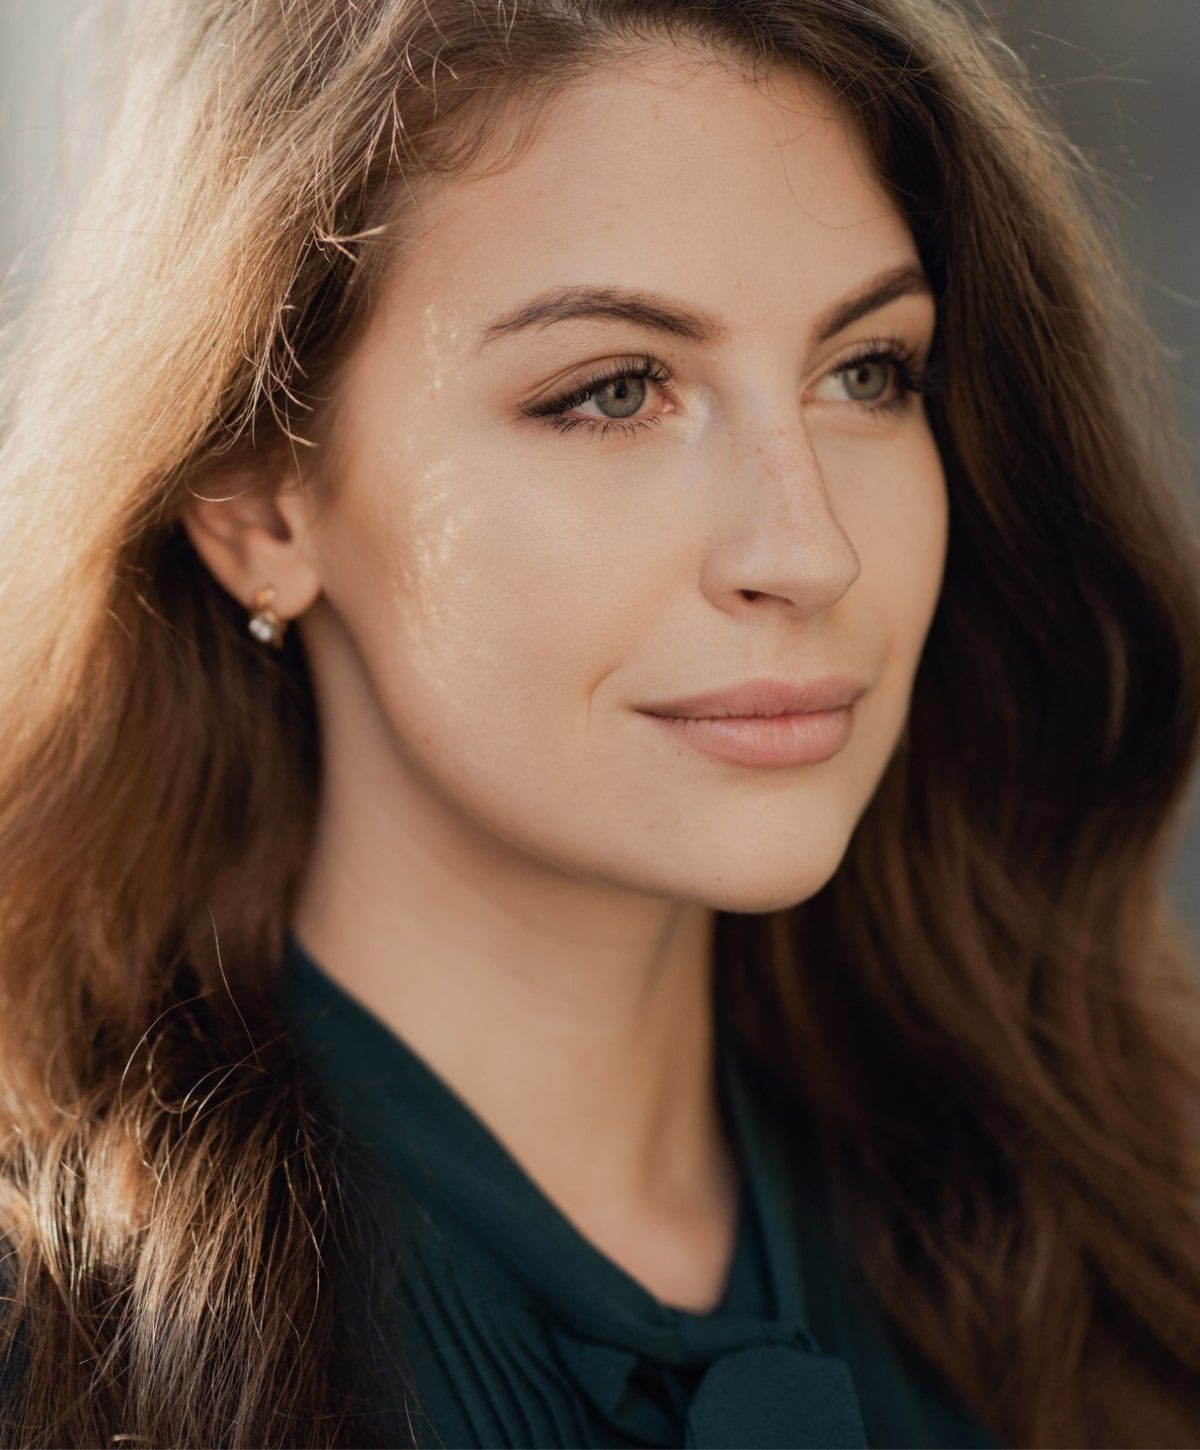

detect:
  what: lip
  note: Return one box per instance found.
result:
[636,674,867,720]
[640,707,857,767]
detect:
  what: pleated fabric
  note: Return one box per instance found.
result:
[281,930,1003,1450]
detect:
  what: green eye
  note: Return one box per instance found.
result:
[839,359,892,402]
[811,337,943,418]
[525,353,674,439]
[589,374,648,420]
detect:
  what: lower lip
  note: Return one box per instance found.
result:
[639,706,855,767]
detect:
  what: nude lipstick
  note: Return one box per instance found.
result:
[636,674,865,768]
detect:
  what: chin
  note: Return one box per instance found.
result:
[675,857,846,917]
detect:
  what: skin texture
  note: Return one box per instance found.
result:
[183,47,946,1311]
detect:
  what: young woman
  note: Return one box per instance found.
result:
[0,0,1198,1445]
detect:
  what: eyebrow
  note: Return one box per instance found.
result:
[476,260,933,352]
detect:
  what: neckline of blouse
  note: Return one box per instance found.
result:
[280,926,821,1363]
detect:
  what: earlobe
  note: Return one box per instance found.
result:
[179,470,322,624]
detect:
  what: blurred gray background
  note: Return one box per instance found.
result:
[0,1,1196,937]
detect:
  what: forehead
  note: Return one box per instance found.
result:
[361,52,918,359]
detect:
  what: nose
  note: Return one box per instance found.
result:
[699,417,861,618]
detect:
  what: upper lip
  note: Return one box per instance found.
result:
[637,674,867,720]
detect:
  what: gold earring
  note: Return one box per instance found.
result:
[247,584,287,649]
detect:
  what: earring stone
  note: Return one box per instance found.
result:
[248,585,286,648]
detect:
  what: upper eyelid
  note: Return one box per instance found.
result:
[523,355,669,416]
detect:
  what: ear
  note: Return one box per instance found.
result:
[179,459,322,626]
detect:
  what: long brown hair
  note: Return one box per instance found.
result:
[1,0,1198,1444]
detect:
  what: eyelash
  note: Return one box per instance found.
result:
[522,335,946,440]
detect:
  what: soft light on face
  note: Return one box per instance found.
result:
[297,50,948,914]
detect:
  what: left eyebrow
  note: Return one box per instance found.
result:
[812,261,933,343]
[475,260,933,352]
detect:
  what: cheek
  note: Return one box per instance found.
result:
[319,452,632,748]
[310,447,679,878]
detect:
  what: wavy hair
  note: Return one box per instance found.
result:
[0,0,1198,1444]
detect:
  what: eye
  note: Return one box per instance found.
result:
[838,358,893,402]
[521,354,674,439]
[809,336,943,419]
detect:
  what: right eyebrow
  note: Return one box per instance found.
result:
[477,283,727,351]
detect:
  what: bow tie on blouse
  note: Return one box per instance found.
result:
[547,1309,868,1448]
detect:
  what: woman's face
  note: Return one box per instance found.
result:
[291,50,946,913]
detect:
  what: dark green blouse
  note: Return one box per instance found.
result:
[281,930,1003,1450]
